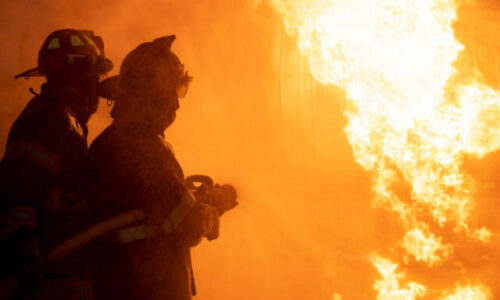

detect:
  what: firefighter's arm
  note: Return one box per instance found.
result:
[1,111,72,212]
[0,140,59,272]
[160,190,220,247]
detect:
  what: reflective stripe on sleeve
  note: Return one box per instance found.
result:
[162,190,197,234]
[116,225,156,244]
[4,140,62,176]
[117,191,196,244]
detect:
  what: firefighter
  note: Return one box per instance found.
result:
[89,35,237,300]
[0,29,113,299]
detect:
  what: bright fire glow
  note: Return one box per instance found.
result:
[401,225,453,266]
[440,284,492,300]
[269,0,500,298]
[371,255,427,299]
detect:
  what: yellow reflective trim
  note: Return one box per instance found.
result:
[82,35,101,55]
[47,38,60,49]
[116,225,156,243]
[5,140,62,175]
[162,191,197,234]
[70,35,84,46]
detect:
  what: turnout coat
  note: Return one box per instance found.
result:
[0,84,95,299]
[89,120,218,300]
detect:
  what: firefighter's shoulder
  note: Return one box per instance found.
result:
[9,95,84,143]
[4,96,83,176]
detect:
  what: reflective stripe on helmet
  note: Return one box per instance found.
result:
[17,29,112,79]
[4,140,62,176]
[82,35,101,55]
[70,35,84,46]
[47,38,60,49]
[162,190,197,234]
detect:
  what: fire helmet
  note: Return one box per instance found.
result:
[15,29,113,79]
[98,35,192,101]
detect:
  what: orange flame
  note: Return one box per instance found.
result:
[270,0,500,298]
[440,284,492,300]
[371,255,427,298]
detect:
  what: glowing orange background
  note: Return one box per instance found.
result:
[0,0,499,298]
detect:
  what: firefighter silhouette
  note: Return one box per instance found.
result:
[0,29,113,299]
[89,35,238,300]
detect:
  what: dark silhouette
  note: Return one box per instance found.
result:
[89,35,237,300]
[0,29,112,299]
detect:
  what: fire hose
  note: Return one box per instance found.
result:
[47,175,237,262]
[47,209,145,261]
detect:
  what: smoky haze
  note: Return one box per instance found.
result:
[0,1,374,298]
[3,0,499,299]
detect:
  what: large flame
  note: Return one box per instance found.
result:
[270,0,500,298]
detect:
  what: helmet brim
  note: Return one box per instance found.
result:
[15,55,113,80]
[14,67,44,79]
[97,75,121,100]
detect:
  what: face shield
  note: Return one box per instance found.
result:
[175,70,192,99]
[176,81,190,99]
